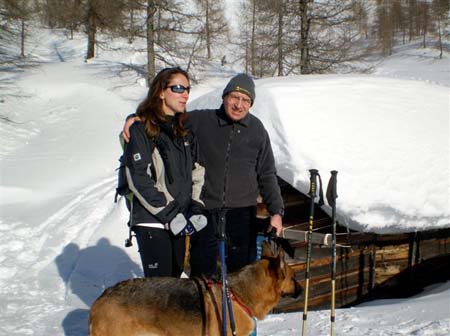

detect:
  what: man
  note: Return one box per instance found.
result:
[123,73,284,277]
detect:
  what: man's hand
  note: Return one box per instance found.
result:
[268,214,283,236]
[122,116,139,142]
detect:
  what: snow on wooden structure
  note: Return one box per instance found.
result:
[257,177,450,312]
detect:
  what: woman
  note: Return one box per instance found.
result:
[125,67,206,278]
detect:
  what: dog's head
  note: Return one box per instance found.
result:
[261,241,302,299]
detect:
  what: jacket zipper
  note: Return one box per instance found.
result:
[222,124,236,207]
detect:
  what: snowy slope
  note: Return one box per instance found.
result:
[372,45,449,86]
[0,28,144,335]
[0,27,449,335]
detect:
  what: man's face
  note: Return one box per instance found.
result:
[223,91,252,122]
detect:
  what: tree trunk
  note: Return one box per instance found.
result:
[421,5,428,49]
[129,7,135,44]
[156,6,161,45]
[250,0,256,76]
[245,41,249,73]
[20,19,25,58]
[86,2,96,60]
[147,0,157,86]
[206,0,211,59]
[187,34,202,73]
[299,0,311,74]
[46,0,54,28]
[277,2,283,76]
[408,0,415,42]
[437,18,442,59]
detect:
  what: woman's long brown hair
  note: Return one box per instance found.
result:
[136,67,189,138]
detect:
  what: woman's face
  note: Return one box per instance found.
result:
[159,73,190,116]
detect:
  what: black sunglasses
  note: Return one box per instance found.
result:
[166,84,190,94]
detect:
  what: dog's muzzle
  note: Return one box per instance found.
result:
[281,278,303,299]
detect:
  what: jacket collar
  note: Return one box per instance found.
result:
[158,113,183,139]
[217,105,250,127]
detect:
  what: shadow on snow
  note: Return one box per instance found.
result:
[55,238,142,336]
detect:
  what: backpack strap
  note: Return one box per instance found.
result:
[114,132,129,203]
[153,136,174,184]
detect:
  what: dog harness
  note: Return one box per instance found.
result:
[204,278,254,318]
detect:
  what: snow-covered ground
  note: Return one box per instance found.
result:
[0,27,449,335]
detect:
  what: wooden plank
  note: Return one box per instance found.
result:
[291,246,373,270]
[301,269,372,299]
[419,238,450,260]
[418,227,450,240]
[337,229,450,247]
[276,224,450,312]
[376,247,410,263]
[275,283,369,312]
[294,255,373,280]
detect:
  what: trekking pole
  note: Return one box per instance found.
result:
[302,169,324,336]
[182,235,191,275]
[326,171,338,336]
[216,209,236,336]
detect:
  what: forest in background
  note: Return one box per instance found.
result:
[1,0,448,84]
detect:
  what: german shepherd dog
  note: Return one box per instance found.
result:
[89,241,301,336]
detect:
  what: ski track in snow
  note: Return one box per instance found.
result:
[0,30,139,334]
[0,178,117,334]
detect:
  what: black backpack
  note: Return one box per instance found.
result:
[114,132,155,247]
[114,135,132,209]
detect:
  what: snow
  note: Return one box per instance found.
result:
[189,75,449,233]
[0,27,449,335]
[372,45,450,87]
[260,282,450,335]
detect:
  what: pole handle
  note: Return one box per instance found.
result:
[326,170,338,207]
[309,169,325,206]
[308,169,318,197]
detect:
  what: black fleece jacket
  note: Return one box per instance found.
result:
[125,117,205,225]
[186,106,284,215]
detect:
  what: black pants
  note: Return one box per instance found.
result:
[190,206,257,277]
[133,226,185,278]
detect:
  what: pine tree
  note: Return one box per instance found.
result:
[431,0,450,59]
[195,0,228,60]
[85,0,127,59]
[1,0,34,58]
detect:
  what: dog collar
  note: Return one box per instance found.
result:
[204,278,254,318]
[229,289,254,318]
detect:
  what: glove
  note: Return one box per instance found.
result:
[177,215,207,236]
[189,214,207,232]
[170,213,187,236]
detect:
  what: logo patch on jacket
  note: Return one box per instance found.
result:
[133,153,142,161]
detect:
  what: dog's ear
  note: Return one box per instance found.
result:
[269,249,289,283]
[274,237,295,259]
[261,240,274,258]
[277,249,287,277]
[278,248,285,263]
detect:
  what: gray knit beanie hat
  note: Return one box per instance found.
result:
[222,73,255,105]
